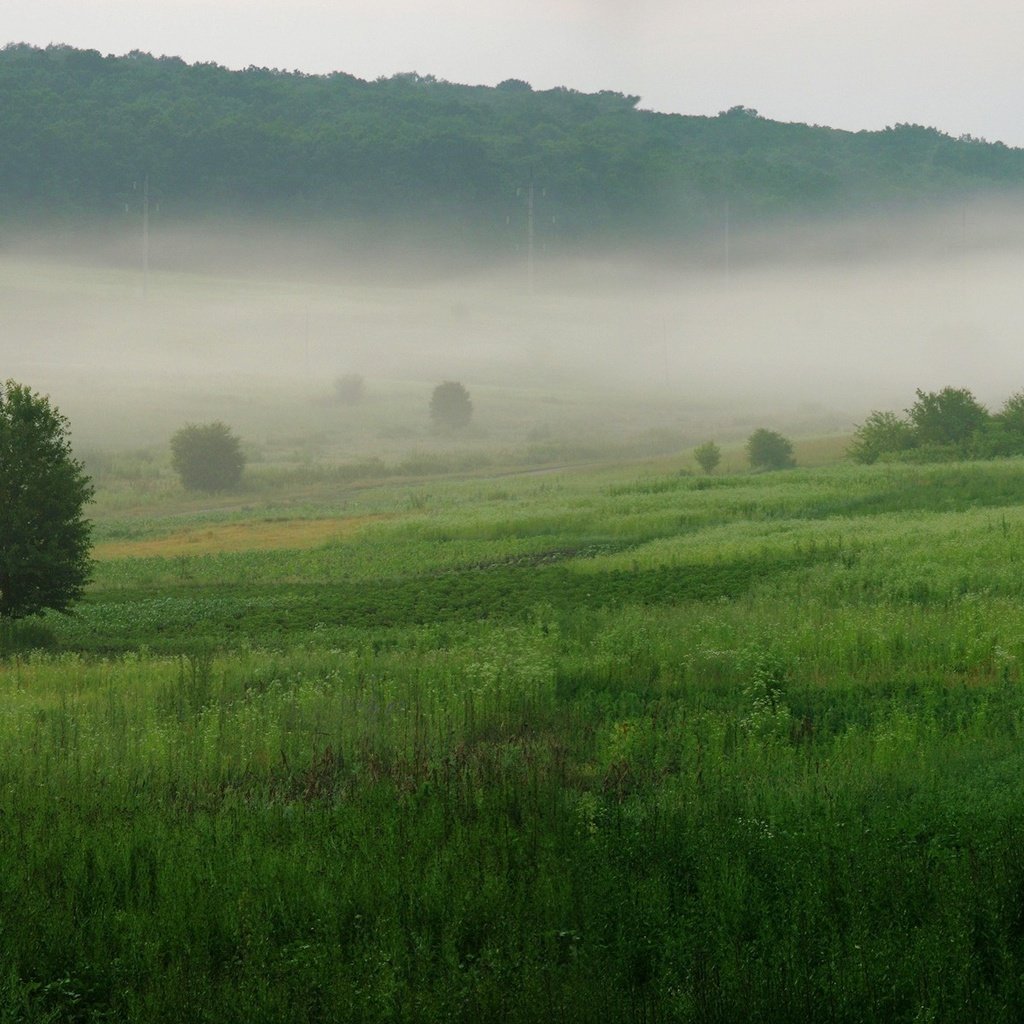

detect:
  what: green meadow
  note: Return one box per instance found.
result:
[5,452,1024,1021]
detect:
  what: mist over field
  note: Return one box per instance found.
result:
[4,197,1024,455]
[9,34,1024,1020]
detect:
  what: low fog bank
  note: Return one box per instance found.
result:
[3,199,1024,460]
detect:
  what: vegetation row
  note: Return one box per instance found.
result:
[850,385,1024,463]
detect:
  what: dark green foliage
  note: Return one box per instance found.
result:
[430,381,473,432]
[746,428,795,470]
[908,386,990,446]
[996,391,1024,434]
[2,44,1024,243]
[848,410,917,463]
[849,387,1024,463]
[170,422,245,492]
[693,439,721,474]
[0,381,93,623]
[971,393,1024,459]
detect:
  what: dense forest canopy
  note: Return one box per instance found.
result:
[2,42,1024,248]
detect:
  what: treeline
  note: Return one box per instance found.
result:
[3,43,1024,246]
[850,387,1024,463]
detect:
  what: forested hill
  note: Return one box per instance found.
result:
[3,42,1024,245]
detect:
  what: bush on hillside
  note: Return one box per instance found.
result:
[170,422,245,492]
[848,411,917,464]
[693,440,721,474]
[430,381,473,432]
[746,429,795,471]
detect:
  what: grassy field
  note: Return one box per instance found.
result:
[4,450,1024,1021]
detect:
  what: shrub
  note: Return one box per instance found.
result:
[968,425,1024,459]
[693,440,721,474]
[746,429,795,471]
[170,422,245,492]
[907,387,988,447]
[333,373,365,404]
[848,411,917,464]
[429,381,473,431]
[995,391,1024,435]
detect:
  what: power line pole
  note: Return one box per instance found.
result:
[516,177,544,293]
[142,174,150,301]
[526,179,536,293]
[304,306,311,380]
[724,198,732,279]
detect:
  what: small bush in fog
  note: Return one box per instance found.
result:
[0,380,93,628]
[693,440,721,475]
[333,373,365,404]
[170,422,245,492]
[746,429,795,471]
[430,381,473,431]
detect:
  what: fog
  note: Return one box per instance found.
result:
[4,199,1024,460]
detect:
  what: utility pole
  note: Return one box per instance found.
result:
[526,179,536,293]
[724,198,732,279]
[125,177,153,299]
[663,317,670,385]
[516,177,544,294]
[304,306,311,380]
[142,174,150,300]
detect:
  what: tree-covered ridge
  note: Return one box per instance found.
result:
[2,42,1023,241]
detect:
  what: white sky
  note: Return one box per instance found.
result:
[5,0,1024,147]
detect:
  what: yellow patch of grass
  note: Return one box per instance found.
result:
[793,434,853,467]
[94,515,391,560]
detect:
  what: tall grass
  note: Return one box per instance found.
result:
[5,457,1024,1020]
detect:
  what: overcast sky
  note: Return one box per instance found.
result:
[6,0,1023,146]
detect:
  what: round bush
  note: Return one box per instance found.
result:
[430,381,473,431]
[746,429,795,471]
[170,422,245,492]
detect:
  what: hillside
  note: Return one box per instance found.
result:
[2,42,1024,247]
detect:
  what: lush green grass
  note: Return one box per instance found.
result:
[5,456,1024,1020]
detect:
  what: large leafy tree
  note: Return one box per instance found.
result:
[0,381,93,622]
[907,387,989,447]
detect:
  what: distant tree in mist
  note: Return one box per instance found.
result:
[693,441,721,475]
[746,429,795,471]
[333,373,365,404]
[170,422,245,492]
[429,381,473,432]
